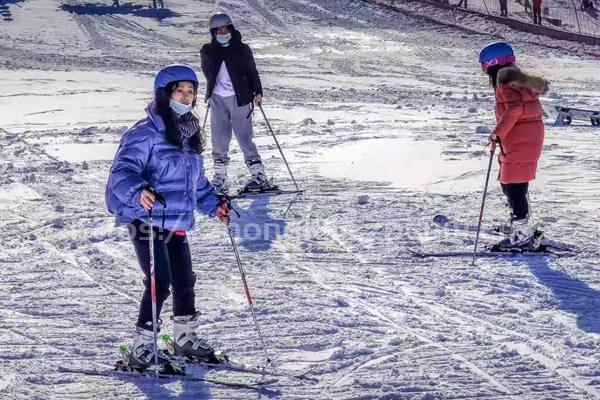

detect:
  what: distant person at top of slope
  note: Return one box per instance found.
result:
[532,0,543,24]
[479,42,549,250]
[105,64,230,373]
[200,13,274,196]
[499,0,508,17]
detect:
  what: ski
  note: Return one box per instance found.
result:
[159,334,318,383]
[182,359,318,383]
[230,189,304,200]
[59,364,279,390]
[407,247,576,259]
[432,214,577,253]
[433,214,504,235]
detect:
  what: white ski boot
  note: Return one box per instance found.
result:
[508,216,535,247]
[118,322,182,374]
[494,215,514,235]
[170,312,228,364]
[212,163,230,195]
[493,215,539,251]
[240,162,275,193]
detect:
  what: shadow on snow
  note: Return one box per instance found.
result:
[522,256,600,334]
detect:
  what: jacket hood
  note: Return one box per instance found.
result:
[498,67,549,94]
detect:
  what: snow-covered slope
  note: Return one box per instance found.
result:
[0,1,598,399]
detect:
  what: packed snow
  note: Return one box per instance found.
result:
[0,0,598,399]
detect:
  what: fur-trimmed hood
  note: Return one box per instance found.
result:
[497,66,549,95]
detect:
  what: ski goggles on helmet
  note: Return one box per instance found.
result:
[481,55,516,72]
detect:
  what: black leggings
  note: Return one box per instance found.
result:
[501,183,529,220]
[128,220,196,329]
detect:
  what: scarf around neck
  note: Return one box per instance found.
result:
[171,112,199,143]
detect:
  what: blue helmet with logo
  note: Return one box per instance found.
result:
[479,42,515,71]
[154,64,199,93]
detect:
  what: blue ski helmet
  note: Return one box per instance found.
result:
[479,42,515,72]
[154,64,199,93]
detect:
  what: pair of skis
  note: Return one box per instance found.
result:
[410,214,578,258]
[60,362,278,390]
[61,356,316,390]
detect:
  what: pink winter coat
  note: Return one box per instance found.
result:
[493,67,549,184]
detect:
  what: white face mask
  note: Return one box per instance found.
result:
[216,33,232,46]
[169,99,193,116]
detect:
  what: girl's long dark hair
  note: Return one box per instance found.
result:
[486,62,515,88]
[155,81,205,154]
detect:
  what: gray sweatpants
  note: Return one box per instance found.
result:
[210,94,261,167]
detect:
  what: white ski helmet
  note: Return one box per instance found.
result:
[208,13,233,31]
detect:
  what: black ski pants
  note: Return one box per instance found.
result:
[128,219,196,330]
[501,182,529,220]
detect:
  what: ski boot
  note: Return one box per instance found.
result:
[212,163,230,195]
[164,312,228,364]
[490,215,540,252]
[239,161,277,194]
[117,322,184,375]
[494,216,514,235]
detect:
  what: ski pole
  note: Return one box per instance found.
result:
[472,144,496,266]
[225,220,274,370]
[200,102,210,137]
[258,104,300,192]
[147,190,166,377]
[147,207,160,377]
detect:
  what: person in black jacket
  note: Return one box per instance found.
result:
[200,13,272,194]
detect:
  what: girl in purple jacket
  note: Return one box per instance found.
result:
[106,65,229,371]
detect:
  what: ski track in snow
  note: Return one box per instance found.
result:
[0,0,599,399]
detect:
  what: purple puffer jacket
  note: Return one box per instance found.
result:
[105,103,219,231]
